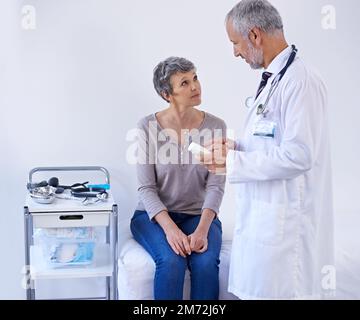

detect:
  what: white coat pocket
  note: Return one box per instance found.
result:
[246,200,286,246]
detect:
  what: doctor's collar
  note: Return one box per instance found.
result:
[265,45,293,75]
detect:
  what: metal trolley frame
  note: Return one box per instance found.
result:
[24,166,118,300]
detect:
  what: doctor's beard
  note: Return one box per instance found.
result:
[247,41,264,70]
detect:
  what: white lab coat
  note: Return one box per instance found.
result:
[227,46,334,299]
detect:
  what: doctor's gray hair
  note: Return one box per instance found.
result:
[153,57,196,102]
[226,0,283,37]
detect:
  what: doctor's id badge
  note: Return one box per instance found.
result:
[252,120,277,138]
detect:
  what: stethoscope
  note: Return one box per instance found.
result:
[245,45,298,117]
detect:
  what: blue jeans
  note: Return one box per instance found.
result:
[130,210,222,300]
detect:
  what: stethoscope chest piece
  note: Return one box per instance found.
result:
[256,104,265,115]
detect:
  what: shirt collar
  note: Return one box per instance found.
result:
[265,45,292,75]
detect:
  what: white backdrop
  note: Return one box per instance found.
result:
[0,0,359,299]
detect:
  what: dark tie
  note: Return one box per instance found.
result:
[255,71,272,99]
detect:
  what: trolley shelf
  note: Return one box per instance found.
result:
[25,194,115,213]
[30,244,113,280]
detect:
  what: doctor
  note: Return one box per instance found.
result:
[200,0,334,299]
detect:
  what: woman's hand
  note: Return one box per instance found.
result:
[164,224,192,258]
[188,229,208,253]
[154,211,191,257]
[187,209,216,253]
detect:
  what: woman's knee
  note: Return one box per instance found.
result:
[190,252,220,272]
[156,251,187,271]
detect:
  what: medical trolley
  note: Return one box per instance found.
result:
[23,166,118,300]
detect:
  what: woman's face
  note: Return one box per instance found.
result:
[167,70,202,107]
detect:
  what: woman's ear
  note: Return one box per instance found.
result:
[161,91,170,102]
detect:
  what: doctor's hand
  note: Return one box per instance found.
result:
[197,138,236,175]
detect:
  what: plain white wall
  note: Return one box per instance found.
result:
[0,0,359,299]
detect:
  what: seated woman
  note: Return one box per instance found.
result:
[131,56,226,300]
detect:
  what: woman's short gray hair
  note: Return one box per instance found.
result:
[226,0,283,37]
[153,57,195,102]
